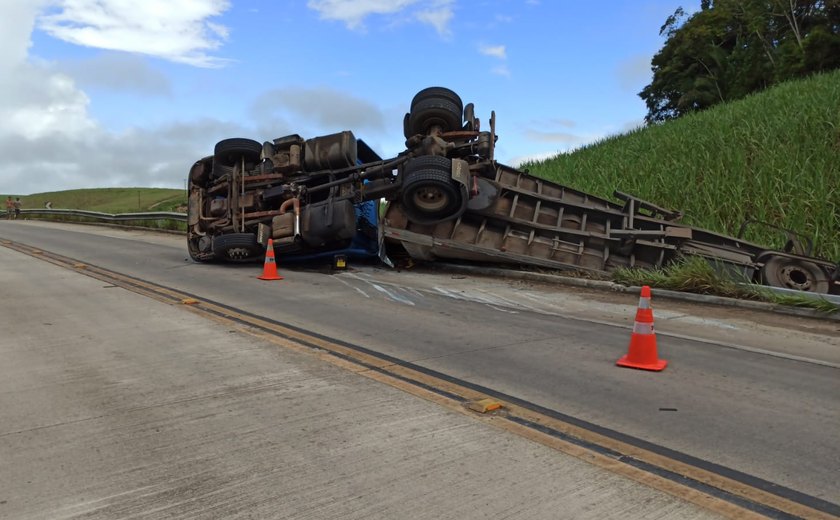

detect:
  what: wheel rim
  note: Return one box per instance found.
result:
[763,257,829,293]
[412,186,449,212]
[225,247,255,260]
[778,263,815,291]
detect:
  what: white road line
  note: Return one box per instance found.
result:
[333,275,370,298]
[371,284,415,306]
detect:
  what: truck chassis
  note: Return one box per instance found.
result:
[187,87,839,295]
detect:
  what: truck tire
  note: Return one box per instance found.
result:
[401,156,466,225]
[406,97,462,138]
[212,233,263,262]
[760,256,830,293]
[410,87,463,112]
[214,138,262,167]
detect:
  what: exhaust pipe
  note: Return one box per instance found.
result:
[279,198,301,237]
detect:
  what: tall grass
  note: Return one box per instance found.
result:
[613,256,839,313]
[524,70,840,261]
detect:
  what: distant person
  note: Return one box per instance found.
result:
[13,197,21,219]
[5,196,12,219]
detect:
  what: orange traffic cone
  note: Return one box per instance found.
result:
[616,285,667,371]
[258,239,284,281]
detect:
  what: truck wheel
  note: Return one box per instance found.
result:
[214,138,262,167]
[401,156,466,225]
[406,97,462,138]
[212,233,263,262]
[410,87,463,112]
[760,256,830,293]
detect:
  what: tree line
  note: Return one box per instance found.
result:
[641,0,840,123]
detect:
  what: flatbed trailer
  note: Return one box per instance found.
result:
[187,87,839,295]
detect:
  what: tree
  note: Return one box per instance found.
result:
[640,0,840,123]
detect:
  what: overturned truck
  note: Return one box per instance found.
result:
[187,87,839,295]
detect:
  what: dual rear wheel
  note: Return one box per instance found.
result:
[400,155,467,225]
[404,87,464,139]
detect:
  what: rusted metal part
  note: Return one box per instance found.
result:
[440,130,481,140]
[244,173,286,183]
[243,209,284,220]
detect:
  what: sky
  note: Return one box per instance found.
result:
[0,0,692,195]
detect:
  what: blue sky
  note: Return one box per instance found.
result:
[0,0,691,195]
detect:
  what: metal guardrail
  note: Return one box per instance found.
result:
[19,208,187,222]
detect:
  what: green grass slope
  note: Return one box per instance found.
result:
[524,70,840,261]
[16,188,186,214]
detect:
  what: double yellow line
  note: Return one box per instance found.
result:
[2,238,836,520]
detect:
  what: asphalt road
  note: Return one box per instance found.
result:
[2,220,839,508]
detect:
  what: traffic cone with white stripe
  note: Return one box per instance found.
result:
[258,239,284,281]
[616,286,667,371]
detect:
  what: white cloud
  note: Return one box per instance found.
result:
[0,1,94,144]
[308,0,418,29]
[0,56,245,194]
[415,0,455,37]
[479,44,507,60]
[0,1,400,195]
[0,1,46,69]
[479,43,508,76]
[307,0,454,36]
[0,65,95,141]
[0,118,248,195]
[0,2,240,195]
[37,0,231,67]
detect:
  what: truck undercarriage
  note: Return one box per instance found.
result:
[187,87,839,295]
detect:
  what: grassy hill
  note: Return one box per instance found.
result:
[524,69,840,261]
[17,188,186,214]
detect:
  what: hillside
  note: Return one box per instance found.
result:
[524,69,840,261]
[17,188,186,214]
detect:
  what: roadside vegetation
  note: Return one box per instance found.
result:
[15,188,187,232]
[524,69,840,262]
[19,188,186,213]
[639,1,840,123]
[613,256,839,314]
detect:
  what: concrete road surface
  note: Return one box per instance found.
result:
[0,244,723,519]
[3,219,840,516]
